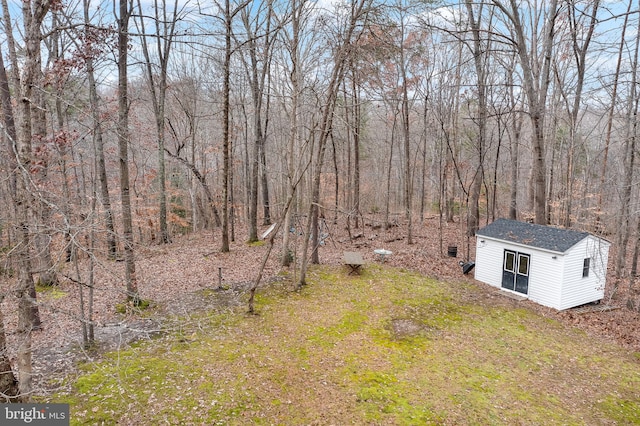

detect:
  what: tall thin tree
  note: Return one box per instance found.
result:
[83,0,117,258]
[136,0,184,244]
[0,39,21,404]
[491,0,561,225]
[117,0,140,302]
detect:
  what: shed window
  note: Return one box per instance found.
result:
[583,258,590,278]
[504,251,515,272]
[518,254,529,276]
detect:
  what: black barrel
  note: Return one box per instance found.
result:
[462,262,475,274]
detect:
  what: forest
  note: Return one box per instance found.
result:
[0,0,639,402]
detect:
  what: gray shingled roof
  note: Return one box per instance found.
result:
[476,218,591,253]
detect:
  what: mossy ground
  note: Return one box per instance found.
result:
[36,283,67,300]
[51,265,640,425]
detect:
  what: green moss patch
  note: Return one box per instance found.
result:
[36,283,67,300]
[49,266,640,425]
[115,298,153,314]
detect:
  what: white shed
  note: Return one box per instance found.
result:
[474,218,610,310]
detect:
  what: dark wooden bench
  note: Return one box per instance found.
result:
[343,251,365,275]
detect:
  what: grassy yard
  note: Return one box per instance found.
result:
[51,265,640,425]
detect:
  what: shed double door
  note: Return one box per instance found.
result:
[502,250,529,294]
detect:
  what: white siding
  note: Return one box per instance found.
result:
[527,250,563,309]
[474,238,504,289]
[557,236,610,310]
[474,237,503,287]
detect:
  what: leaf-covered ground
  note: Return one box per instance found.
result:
[52,266,640,425]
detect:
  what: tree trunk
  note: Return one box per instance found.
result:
[402,89,413,244]
[10,0,52,398]
[16,254,34,398]
[240,1,275,240]
[494,0,560,225]
[30,32,57,288]
[281,0,301,266]
[559,0,600,228]
[384,115,396,228]
[260,61,273,227]
[420,95,428,221]
[351,59,361,229]
[49,15,76,263]
[260,136,272,226]
[464,0,489,236]
[220,0,231,252]
[118,0,140,301]
[16,0,46,331]
[0,299,19,401]
[627,212,640,311]
[248,118,260,242]
[615,8,640,279]
[0,46,17,200]
[299,0,371,287]
[87,188,96,345]
[0,50,20,403]
[599,0,631,228]
[83,0,117,258]
[136,0,180,245]
[507,65,522,221]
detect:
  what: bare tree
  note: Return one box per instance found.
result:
[136,0,186,244]
[491,0,561,225]
[599,1,632,232]
[552,0,600,227]
[395,1,415,244]
[117,0,140,302]
[615,4,640,280]
[237,0,278,242]
[279,0,307,266]
[220,0,234,252]
[166,55,222,229]
[82,0,118,258]
[505,55,524,221]
[4,0,53,399]
[0,39,20,404]
[298,0,373,285]
[463,0,491,236]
